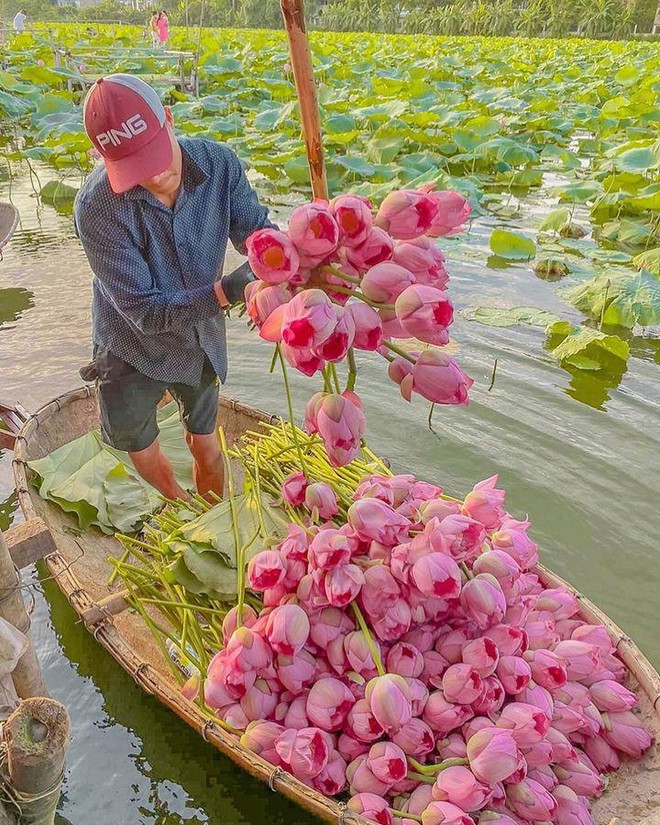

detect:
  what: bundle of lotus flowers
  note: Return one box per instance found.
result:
[114,422,652,825]
[244,187,473,467]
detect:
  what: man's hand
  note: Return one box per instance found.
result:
[214,281,230,309]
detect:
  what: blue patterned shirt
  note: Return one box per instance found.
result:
[74,138,273,386]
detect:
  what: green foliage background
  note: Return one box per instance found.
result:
[0,0,657,38]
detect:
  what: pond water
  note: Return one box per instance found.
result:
[0,162,659,825]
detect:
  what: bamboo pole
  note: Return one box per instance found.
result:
[0,533,48,700]
[2,698,70,825]
[279,0,328,200]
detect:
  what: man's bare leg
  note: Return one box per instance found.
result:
[185,431,224,501]
[129,439,190,500]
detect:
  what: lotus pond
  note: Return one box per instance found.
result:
[0,23,659,825]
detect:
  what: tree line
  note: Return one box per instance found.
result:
[1,0,656,39]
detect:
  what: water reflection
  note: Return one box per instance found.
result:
[0,286,34,326]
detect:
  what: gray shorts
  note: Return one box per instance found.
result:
[95,347,219,453]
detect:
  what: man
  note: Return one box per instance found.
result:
[74,74,272,501]
[12,9,27,33]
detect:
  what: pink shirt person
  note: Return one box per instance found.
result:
[156,12,169,45]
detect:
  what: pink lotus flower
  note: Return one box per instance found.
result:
[395,284,454,346]
[221,604,258,646]
[589,679,638,712]
[441,663,484,705]
[496,656,532,695]
[281,471,308,507]
[240,720,285,763]
[496,702,550,746]
[535,588,580,620]
[484,624,528,657]
[345,227,394,270]
[347,793,393,825]
[283,694,309,729]
[247,550,287,591]
[338,732,369,762]
[466,727,520,784]
[460,574,507,629]
[329,194,373,247]
[309,606,352,648]
[265,604,310,656]
[425,190,471,237]
[432,765,493,812]
[367,741,408,784]
[490,517,538,570]
[552,785,593,825]
[583,734,620,772]
[392,717,435,756]
[421,801,476,825]
[314,750,348,795]
[304,482,339,520]
[386,642,424,678]
[462,637,499,677]
[472,675,506,715]
[437,732,468,760]
[314,392,367,467]
[602,710,653,757]
[435,515,485,564]
[393,237,449,289]
[423,690,474,734]
[348,498,411,546]
[505,777,558,822]
[554,757,604,797]
[523,740,554,769]
[361,564,402,619]
[245,282,291,327]
[226,626,272,672]
[312,304,355,362]
[347,698,385,742]
[344,630,382,676]
[375,189,438,240]
[472,551,520,598]
[524,649,568,690]
[323,563,365,607]
[411,552,462,600]
[405,351,473,405]
[240,678,279,722]
[419,499,461,525]
[372,597,412,641]
[552,640,600,681]
[462,476,506,531]
[280,342,325,376]
[246,228,300,283]
[274,726,332,779]
[388,356,415,399]
[306,677,355,731]
[288,202,340,266]
[277,650,316,694]
[309,527,352,571]
[280,289,337,349]
[361,261,416,305]
[347,302,384,350]
[366,674,412,734]
[346,755,392,796]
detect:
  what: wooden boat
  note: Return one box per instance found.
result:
[9,386,660,825]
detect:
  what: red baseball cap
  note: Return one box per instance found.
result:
[83,73,173,194]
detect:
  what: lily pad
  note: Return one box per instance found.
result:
[545,321,629,371]
[562,270,660,328]
[489,229,536,260]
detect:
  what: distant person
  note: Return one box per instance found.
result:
[148,10,159,47]
[12,9,27,33]
[156,11,169,48]
[74,74,273,501]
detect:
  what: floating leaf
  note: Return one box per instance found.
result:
[463,306,559,328]
[40,181,78,205]
[489,229,536,260]
[545,321,629,371]
[562,270,660,328]
[633,247,660,275]
[540,208,571,232]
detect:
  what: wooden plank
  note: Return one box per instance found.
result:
[80,591,130,626]
[4,518,57,569]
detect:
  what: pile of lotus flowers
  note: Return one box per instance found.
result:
[194,471,652,825]
[244,186,473,467]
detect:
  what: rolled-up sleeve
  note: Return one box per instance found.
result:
[227,151,275,255]
[75,206,221,336]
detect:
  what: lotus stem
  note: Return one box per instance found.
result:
[392,811,423,823]
[351,602,385,676]
[407,756,469,775]
[346,347,357,392]
[276,344,308,475]
[382,340,416,363]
